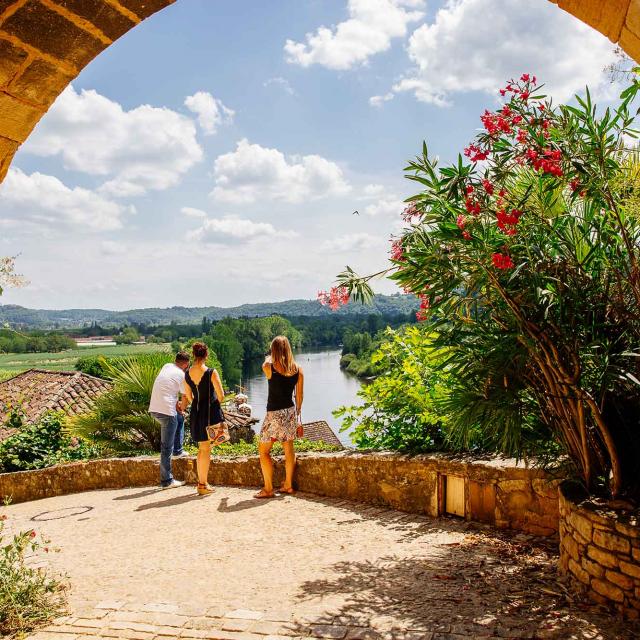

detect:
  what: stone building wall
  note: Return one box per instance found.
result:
[0,451,559,536]
[559,482,640,619]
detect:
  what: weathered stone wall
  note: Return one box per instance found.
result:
[559,481,640,619]
[0,1,640,185]
[0,451,559,535]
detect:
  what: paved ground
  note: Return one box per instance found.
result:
[5,486,639,640]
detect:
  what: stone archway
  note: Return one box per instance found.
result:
[0,0,639,184]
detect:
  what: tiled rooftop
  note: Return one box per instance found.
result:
[0,369,112,439]
[302,420,343,448]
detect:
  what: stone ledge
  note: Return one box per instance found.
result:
[0,450,559,536]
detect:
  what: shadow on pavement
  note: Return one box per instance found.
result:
[288,531,640,639]
[217,495,284,513]
[134,493,204,511]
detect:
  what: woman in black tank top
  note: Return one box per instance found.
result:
[179,342,225,496]
[255,336,304,499]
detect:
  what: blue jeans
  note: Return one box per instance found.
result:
[151,412,178,486]
[174,413,185,456]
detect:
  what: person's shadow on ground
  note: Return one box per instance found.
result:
[217,495,284,513]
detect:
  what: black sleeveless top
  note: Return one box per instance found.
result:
[267,366,299,412]
[185,368,224,443]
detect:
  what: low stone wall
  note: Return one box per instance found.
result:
[0,451,559,535]
[559,482,640,619]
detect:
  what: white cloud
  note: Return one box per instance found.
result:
[181,206,207,218]
[391,0,619,107]
[365,196,404,217]
[101,241,126,255]
[358,183,405,217]
[369,92,395,107]
[187,215,297,245]
[184,91,235,135]
[321,232,384,252]
[284,0,425,70]
[264,77,296,96]
[24,86,203,196]
[211,139,351,204]
[0,168,132,232]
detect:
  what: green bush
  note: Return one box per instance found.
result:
[0,411,66,472]
[0,411,103,473]
[75,355,110,378]
[335,327,449,452]
[206,436,342,458]
[0,508,66,636]
[339,77,640,497]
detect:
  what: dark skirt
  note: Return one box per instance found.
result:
[189,399,224,443]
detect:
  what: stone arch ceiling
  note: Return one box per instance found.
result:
[0,0,638,184]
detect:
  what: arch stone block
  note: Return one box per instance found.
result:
[0,0,637,184]
[0,0,175,182]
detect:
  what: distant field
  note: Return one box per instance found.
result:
[0,343,170,375]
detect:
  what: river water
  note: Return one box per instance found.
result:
[242,349,361,447]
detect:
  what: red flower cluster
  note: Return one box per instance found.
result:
[390,238,405,262]
[482,179,494,195]
[499,74,537,98]
[317,287,350,311]
[496,208,522,236]
[463,143,488,162]
[492,252,515,270]
[465,197,481,215]
[530,147,563,177]
[456,214,466,230]
[480,109,514,137]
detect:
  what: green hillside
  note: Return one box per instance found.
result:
[0,294,418,329]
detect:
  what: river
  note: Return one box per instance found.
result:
[242,349,362,447]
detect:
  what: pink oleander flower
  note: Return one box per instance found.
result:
[317,287,350,311]
[390,238,406,262]
[402,203,421,222]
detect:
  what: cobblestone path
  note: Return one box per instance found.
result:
[5,486,639,640]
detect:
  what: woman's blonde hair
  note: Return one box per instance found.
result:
[270,336,297,376]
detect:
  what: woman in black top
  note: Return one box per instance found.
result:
[180,342,225,496]
[255,336,304,498]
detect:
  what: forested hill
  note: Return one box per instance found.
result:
[0,294,418,329]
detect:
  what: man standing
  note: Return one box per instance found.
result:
[149,352,190,489]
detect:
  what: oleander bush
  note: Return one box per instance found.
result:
[335,76,640,499]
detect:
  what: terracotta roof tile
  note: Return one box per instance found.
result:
[0,369,112,439]
[301,421,343,448]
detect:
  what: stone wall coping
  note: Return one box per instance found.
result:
[0,449,555,483]
[559,480,640,528]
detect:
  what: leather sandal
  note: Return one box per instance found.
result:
[254,489,275,499]
[197,483,214,496]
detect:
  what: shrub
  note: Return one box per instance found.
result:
[337,76,640,498]
[0,411,102,473]
[72,353,174,451]
[335,327,449,452]
[0,508,66,636]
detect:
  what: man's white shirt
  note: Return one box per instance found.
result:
[149,363,185,416]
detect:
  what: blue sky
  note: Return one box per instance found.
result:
[0,0,620,310]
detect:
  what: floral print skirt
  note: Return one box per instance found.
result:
[260,406,298,443]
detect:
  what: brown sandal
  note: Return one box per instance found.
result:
[197,483,214,496]
[277,486,296,495]
[254,489,275,499]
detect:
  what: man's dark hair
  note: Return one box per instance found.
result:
[175,351,190,364]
